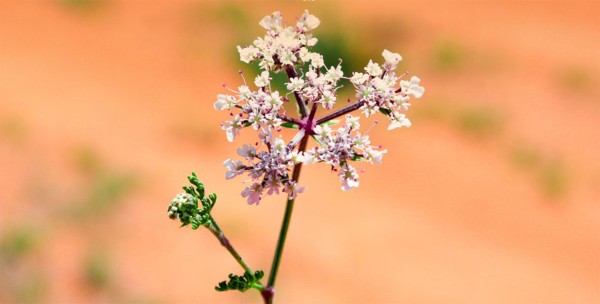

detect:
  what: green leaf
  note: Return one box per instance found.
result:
[350,155,364,162]
[214,270,264,293]
[208,193,217,204]
[281,122,299,129]
[319,119,339,126]
[311,135,326,147]
[379,108,391,116]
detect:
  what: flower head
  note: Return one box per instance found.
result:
[215,11,423,204]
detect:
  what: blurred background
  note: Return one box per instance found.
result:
[0,0,598,303]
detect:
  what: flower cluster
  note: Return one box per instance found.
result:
[350,51,424,130]
[306,115,387,191]
[223,137,306,205]
[237,10,322,71]
[215,78,284,142]
[287,64,344,110]
[215,10,424,205]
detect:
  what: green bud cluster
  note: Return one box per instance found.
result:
[167,172,218,229]
[167,193,198,224]
[215,270,265,292]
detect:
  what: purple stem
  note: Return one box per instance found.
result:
[276,114,303,127]
[284,65,308,118]
[315,100,367,125]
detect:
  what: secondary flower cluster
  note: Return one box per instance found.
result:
[305,115,387,191]
[215,80,283,142]
[237,10,322,71]
[350,51,424,130]
[215,10,424,205]
[224,138,306,205]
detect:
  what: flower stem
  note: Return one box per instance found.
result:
[207,220,263,289]
[263,132,310,304]
[284,65,308,118]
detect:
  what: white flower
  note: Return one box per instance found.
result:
[224,159,245,180]
[365,60,383,77]
[356,85,375,100]
[237,144,256,160]
[382,49,402,70]
[286,77,305,92]
[279,50,297,66]
[238,85,252,100]
[214,94,237,110]
[310,53,324,68]
[325,65,343,82]
[222,115,243,142]
[238,45,258,63]
[272,137,287,152]
[313,124,332,139]
[320,90,336,109]
[387,112,412,130]
[297,10,320,32]
[339,165,359,191]
[254,71,271,87]
[288,151,308,164]
[400,76,425,98]
[242,183,263,205]
[345,115,360,130]
[259,11,283,30]
[350,72,369,86]
[265,91,283,110]
[297,48,310,62]
[364,147,387,164]
[282,181,304,199]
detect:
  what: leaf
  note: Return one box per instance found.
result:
[281,122,299,129]
[214,270,264,293]
[311,135,326,147]
[319,119,339,126]
[379,108,391,116]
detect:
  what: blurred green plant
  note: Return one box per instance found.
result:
[84,249,112,290]
[0,225,46,304]
[59,0,110,13]
[0,225,41,262]
[538,159,569,198]
[69,172,137,219]
[454,106,504,138]
[0,116,27,144]
[432,40,466,71]
[557,67,594,92]
[509,143,541,170]
[13,275,47,304]
[74,146,104,176]
[508,142,570,199]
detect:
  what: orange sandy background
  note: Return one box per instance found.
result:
[1,1,599,303]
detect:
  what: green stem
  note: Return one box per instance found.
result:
[207,220,264,290]
[263,132,310,304]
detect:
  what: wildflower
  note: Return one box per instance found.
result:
[224,159,245,180]
[339,165,359,191]
[400,76,425,98]
[214,94,237,110]
[365,60,383,76]
[242,183,263,205]
[215,10,423,202]
[254,71,271,88]
[382,49,402,70]
[286,77,305,92]
[296,10,320,32]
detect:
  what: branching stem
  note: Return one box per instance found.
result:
[315,99,367,125]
